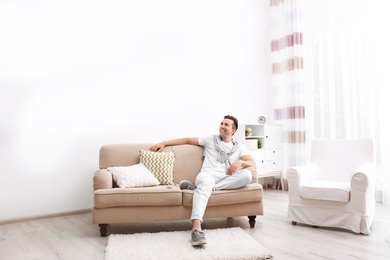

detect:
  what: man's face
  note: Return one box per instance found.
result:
[219,118,236,138]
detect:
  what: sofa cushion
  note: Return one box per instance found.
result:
[107,163,160,188]
[182,183,263,207]
[300,180,351,202]
[94,186,182,208]
[140,149,175,185]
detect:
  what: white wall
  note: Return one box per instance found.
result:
[0,0,271,221]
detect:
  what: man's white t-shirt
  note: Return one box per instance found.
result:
[198,135,249,173]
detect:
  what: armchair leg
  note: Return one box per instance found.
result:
[99,224,108,237]
[248,216,256,228]
[292,221,297,225]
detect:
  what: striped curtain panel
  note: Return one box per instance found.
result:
[270,0,307,173]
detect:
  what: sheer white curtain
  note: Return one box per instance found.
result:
[270,0,307,179]
[302,0,390,204]
[270,0,390,203]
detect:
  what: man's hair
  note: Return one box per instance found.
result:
[224,115,238,131]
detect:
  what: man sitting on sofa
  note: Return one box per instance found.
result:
[150,115,256,246]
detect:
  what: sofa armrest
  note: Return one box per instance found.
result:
[247,166,258,184]
[93,169,114,191]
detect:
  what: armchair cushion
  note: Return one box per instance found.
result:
[300,180,350,202]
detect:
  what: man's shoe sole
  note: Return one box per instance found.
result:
[192,240,207,246]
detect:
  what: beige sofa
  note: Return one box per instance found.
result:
[92,143,264,236]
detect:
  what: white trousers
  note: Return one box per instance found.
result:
[190,168,252,222]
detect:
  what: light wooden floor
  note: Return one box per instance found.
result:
[1,190,390,259]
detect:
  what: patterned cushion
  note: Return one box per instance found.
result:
[139,149,175,185]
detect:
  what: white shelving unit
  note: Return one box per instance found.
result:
[237,124,284,190]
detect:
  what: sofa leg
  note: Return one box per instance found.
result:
[248,216,256,228]
[292,221,297,225]
[99,224,108,237]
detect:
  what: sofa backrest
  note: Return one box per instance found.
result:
[99,143,204,184]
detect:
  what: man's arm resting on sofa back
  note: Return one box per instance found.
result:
[150,137,200,152]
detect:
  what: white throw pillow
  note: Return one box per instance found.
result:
[107,163,160,188]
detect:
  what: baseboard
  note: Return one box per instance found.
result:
[0,208,92,225]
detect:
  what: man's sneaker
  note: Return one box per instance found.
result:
[179,180,197,190]
[191,228,207,246]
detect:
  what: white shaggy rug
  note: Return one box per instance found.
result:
[105,227,273,260]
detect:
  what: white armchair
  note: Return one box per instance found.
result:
[286,138,377,235]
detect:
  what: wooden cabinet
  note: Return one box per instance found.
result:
[237,124,284,190]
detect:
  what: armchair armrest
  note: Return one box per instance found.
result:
[351,163,377,183]
[287,163,320,185]
[93,169,114,191]
[349,163,377,213]
[286,163,319,203]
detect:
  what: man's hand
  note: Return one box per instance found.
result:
[227,160,243,175]
[150,142,165,152]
